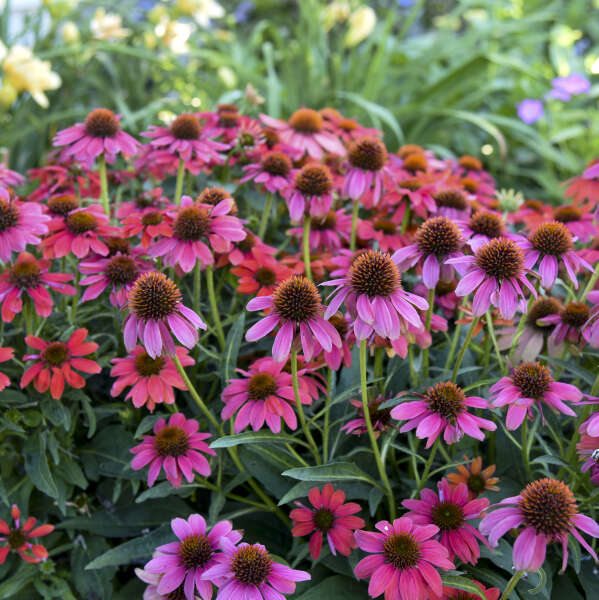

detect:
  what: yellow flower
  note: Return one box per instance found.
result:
[155,18,194,54]
[176,0,224,27]
[323,1,350,31]
[61,21,80,44]
[90,8,130,41]
[2,46,61,108]
[344,6,376,47]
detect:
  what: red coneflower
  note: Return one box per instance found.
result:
[230,252,292,297]
[0,347,14,391]
[0,504,54,564]
[446,456,500,501]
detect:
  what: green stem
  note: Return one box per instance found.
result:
[408,345,418,388]
[360,340,396,519]
[400,203,411,234]
[302,215,313,281]
[291,350,321,464]
[374,347,384,391]
[418,438,439,492]
[285,443,309,467]
[422,287,435,378]
[580,261,599,301]
[174,158,185,206]
[258,192,273,239]
[194,262,202,314]
[205,265,226,351]
[98,154,109,217]
[444,296,469,372]
[350,196,360,251]
[485,310,505,374]
[521,418,532,480]
[500,570,525,600]
[323,367,333,463]
[508,305,529,363]
[451,316,480,382]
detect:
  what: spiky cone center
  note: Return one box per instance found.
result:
[554,205,582,224]
[511,362,552,400]
[398,144,423,159]
[469,212,504,239]
[7,528,26,550]
[254,266,277,287]
[436,279,458,295]
[165,586,186,600]
[8,260,42,289]
[106,237,130,256]
[154,425,190,457]
[313,211,337,230]
[198,187,230,206]
[348,137,387,171]
[178,534,213,569]
[350,250,400,298]
[42,342,69,367]
[561,302,590,328]
[425,382,466,423]
[295,165,333,197]
[338,118,358,131]
[313,508,335,533]
[459,155,482,171]
[416,216,463,257]
[134,351,165,376]
[434,190,468,211]
[129,272,181,321]
[170,114,201,140]
[328,313,349,338]
[231,545,273,585]
[272,276,321,323]
[104,255,139,286]
[263,128,279,148]
[248,372,278,401]
[530,222,572,257]
[141,211,164,226]
[66,211,98,235]
[467,474,487,495]
[47,194,79,216]
[236,234,256,254]
[383,533,421,570]
[432,501,465,531]
[217,103,239,115]
[218,111,239,128]
[461,177,479,193]
[526,297,562,330]
[373,219,397,234]
[173,206,211,242]
[519,478,577,536]
[402,153,427,172]
[135,192,159,209]
[398,178,421,191]
[289,108,323,134]
[84,108,120,137]
[524,200,544,213]
[0,200,19,232]
[363,397,392,429]
[261,152,292,177]
[475,238,523,280]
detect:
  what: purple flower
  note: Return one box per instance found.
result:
[550,73,590,101]
[517,99,544,124]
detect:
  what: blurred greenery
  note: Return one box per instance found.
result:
[1,0,598,200]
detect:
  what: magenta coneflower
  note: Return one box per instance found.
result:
[0,165,25,190]
[540,300,592,349]
[143,514,242,600]
[448,238,536,319]
[479,478,599,572]
[261,108,345,159]
[577,433,599,484]
[323,249,428,340]
[392,217,465,289]
[0,347,13,391]
[80,251,151,307]
[124,272,206,359]
[317,312,352,370]
[0,504,54,565]
[433,189,471,221]
[459,211,507,252]
[402,478,490,565]
[0,190,50,262]
[520,221,592,289]
[391,381,496,447]
[110,346,194,412]
[121,207,173,249]
[585,290,599,347]
[553,204,597,243]
[0,252,75,322]
[245,275,341,363]
[284,163,334,221]
[290,483,365,560]
[341,394,393,437]
[240,151,294,193]
[490,362,580,430]
[343,137,388,205]
[130,413,215,488]
[289,209,352,251]
[202,538,311,600]
[149,195,246,273]
[221,356,317,433]
[41,204,113,259]
[353,517,454,600]
[53,108,139,162]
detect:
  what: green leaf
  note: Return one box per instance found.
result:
[40,397,71,430]
[23,434,58,499]
[0,563,37,599]
[282,462,379,487]
[526,569,547,595]
[211,431,306,449]
[295,575,368,600]
[135,481,195,503]
[440,576,488,600]
[220,312,245,384]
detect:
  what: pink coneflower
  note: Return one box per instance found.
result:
[563,160,599,207]
[0,189,50,262]
[124,272,206,359]
[0,252,75,322]
[143,514,242,600]
[0,166,24,190]
[391,381,496,447]
[130,413,215,488]
[323,249,428,341]
[284,163,334,221]
[121,207,173,249]
[261,108,346,159]
[224,232,277,266]
[53,108,139,162]
[316,312,352,370]
[245,275,341,363]
[458,211,507,252]
[343,137,388,205]
[28,163,101,203]
[240,151,294,193]
[110,346,194,412]
[479,478,599,572]
[325,112,382,144]
[577,433,599,485]
[442,580,500,600]
[357,212,407,253]
[149,196,246,273]
[433,189,471,221]
[341,394,393,437]
[80,251,152,307]
[290,483,365,560]
[402,478,490,565]
[553,204,597,243]
[116,187,167,219]
[520,221,592,289]
[585,290,599,347]
[448,238,536,319]
[490,362,580,430]
[540,301,592,348]
[230,253,292,297]
[0,347,13,391]
[289,209,352,251]
[221,356,318,433]
[0,504,53,564]
[392,217,465,289]
[415,280,460,318]
[394,177,436,219]
[41,204,112,259]
[353,517,454,600]
[20,329,100,400]
[202,539,310,600]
